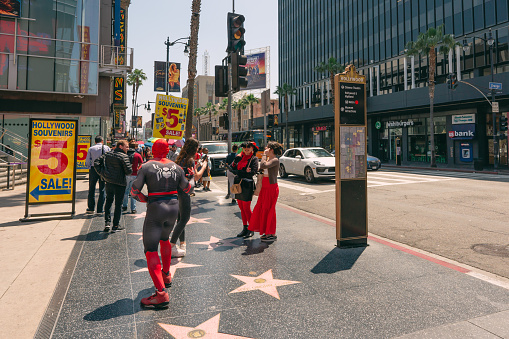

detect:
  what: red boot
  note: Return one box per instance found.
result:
[162,270,172,288]
[140,289,169,309]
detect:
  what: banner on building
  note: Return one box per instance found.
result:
[0,0,21,18]
[118,8,126,65]
[77,135,91,173]
[27,119,77,205]
[245,52,267,90]
[136,116,143,128]
[154,61,181,92]
[113,77,125,105]
[78,26,90,94]
[152,94,188,139]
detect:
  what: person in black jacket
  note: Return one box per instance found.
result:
[102,140,132,232]
[230,141,259,238]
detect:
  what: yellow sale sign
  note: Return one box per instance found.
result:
[77,135,91,173]
[28,119,77,204]
[152,94,188,139]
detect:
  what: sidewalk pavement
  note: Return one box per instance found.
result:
[2,180,509,338]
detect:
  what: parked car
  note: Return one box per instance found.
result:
[279,147,335,183]
[331,150,381,171]
[199,141,229,174]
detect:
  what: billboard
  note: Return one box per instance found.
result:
[27,119,77,204]
[154,61,181,92]
[113,77,125,105]
[152,94,188,139]
[136,116,143,128]
[245,52,267,90]
[0,0,21,18]
[77,135,91,173]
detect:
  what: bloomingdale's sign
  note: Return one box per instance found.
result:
[387,120,418,128]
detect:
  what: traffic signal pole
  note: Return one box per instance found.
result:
[228,56,233,152]
[490,38,498,171]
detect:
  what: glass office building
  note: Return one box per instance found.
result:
[0,0,100,94]
[278,0,509,168]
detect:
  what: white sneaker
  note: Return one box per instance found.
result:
[171,244,186,257]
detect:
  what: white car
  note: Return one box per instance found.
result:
[279,147,335,182]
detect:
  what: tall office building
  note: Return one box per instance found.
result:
[278,0,509,168]
[0,0,133,156]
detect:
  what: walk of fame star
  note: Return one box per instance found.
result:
[131,257,202,278]
[187,216,211,225]
[158,314,253,339]
[128,232,142,240]
[131,211,146,219]
[229,269,301,300]
[191,236,240,250]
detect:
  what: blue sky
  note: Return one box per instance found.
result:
[126,0,278,127]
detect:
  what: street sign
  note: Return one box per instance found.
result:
[489,82,502,90]
[76,135,91,173]
[492,102,499,113]
[334,65,368,248]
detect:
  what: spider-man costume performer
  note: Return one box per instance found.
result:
[131,139,191,308]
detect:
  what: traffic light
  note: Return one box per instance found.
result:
[267,115,274,128]
[500,114,508,132]
[227,12,245,53]
[215,65,228,97]
[446,74,452,89]
[222,113,229,129]
[231,52,248,92]
[451,73,458,90]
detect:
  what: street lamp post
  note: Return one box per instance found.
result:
[463,29,497,170]
[164,37,190,96]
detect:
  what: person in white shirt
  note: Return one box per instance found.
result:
[85,136,111,214]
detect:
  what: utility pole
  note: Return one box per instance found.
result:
[228,55,233,152]
[165,37,170,96]
[489,29,498,171]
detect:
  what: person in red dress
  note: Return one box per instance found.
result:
[249,141,283,242]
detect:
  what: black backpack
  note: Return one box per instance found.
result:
[93,145,107,180]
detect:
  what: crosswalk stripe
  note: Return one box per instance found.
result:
[369,173,461,182]
[277,181,321,194]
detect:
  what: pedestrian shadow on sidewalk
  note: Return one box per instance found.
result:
[311,247,366,274]
[61,230,110,242]
[242,238,269,255]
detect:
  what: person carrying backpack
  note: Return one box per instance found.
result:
[123,142,143,213]
[85,136,111,214]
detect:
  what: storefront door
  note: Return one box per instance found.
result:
[389,128,402,162]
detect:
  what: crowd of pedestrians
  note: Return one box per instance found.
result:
[85,136,283,309]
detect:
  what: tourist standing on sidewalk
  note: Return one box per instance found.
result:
[85,136,111,214]
[225,144,238,203]
[101,140,132,232]
[170,138,208,257]
[249,141,283,242]
[200,148,212,191]
[231,142,259,238]
[123,142,143,214]
[167,144,179,161]
[130,139,192,308]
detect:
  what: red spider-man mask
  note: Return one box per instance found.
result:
[152,139,169,158]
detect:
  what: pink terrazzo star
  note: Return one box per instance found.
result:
[131,257,202,278]
[158,314,254,339]
[229,269,301,300]
[128,232,143,241]
[187,216,211,225]
[191,236,240,250]
[131,211,146,219]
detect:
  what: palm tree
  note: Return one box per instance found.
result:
[406,24,458,167]
[218,98,228,111]
[194,107,203,139]
[126,69,147,137]
[314,57,345,110]
[232,97,248,132]
[184,0,202,139]
[202,102,218,139]
[244,94,259,129]
[274,84,297,149]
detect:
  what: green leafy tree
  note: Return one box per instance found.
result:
[244,94,260,129]
[274,84,297,149]
[126,69,147,137]
[232,97,248,132]
[406,24,459,167]
[314,57,345,110]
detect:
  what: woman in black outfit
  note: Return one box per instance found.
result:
[230,142,259,238]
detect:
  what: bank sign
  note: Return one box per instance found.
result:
[449,124,475,140]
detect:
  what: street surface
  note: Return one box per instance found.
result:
[214,169,509,279]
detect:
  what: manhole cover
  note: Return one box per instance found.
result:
[471,244,509,258]
[279,195,316,202]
